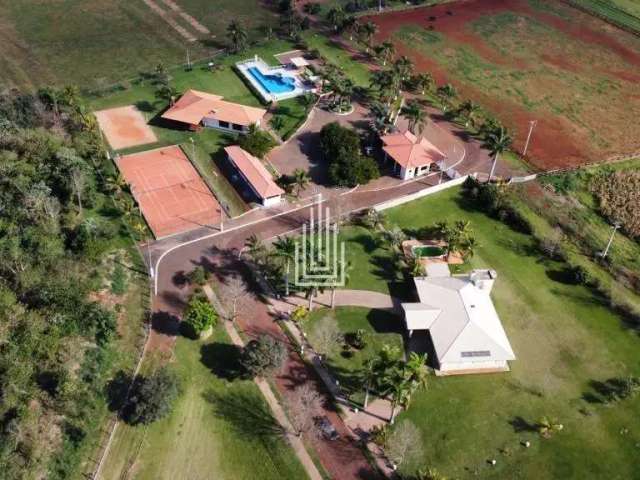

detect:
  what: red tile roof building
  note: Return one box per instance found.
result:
[224,146,284,207]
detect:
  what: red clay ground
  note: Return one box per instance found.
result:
[94,105,157,150]
[364,0,640,170]
[117,145,221,238]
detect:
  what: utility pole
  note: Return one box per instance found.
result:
[522,120,537,157]
[189,137,195,160]
[600,223,621,259]
[186,48,192,70]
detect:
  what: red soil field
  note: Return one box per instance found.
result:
[364,0,640,170]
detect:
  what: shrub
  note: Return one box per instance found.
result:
[240,334,288,378]
[110,263,127,295]
[187,266,209,286]
[346,329,367,350]
[182,296,217,338]
[238,127,277,158]
[124,368,181,425]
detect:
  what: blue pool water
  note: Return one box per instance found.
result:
[248,66,296,94]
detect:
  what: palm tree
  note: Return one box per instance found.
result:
[436,83,457,113]
[291,168,310,197]
[326,6,345,31]
[537,416,563,438]
[393,55,414,81]
[369,101,393,135]
[388,373,411,424]
[401,100,427,135]
[384,226,407,252]
[245,234,266,265]
[370,69,400,105]
[461,236,478,261]
[358,21,378,53]
[405,352,429,390]
[342,16,359,41]
[413,72,434,95]
[485,126,513,182]
[227,20,248,53]
[105,173,128,196]
[459,100,481,128]
[363,208,386,230]
[362,357,377,409]
[273,236,296,296]
[375,41,395,66]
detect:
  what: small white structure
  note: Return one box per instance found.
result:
[381,131,447,180]
[224,146,284,207]
[402,266,515,375]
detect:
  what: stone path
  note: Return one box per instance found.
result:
[202,285,323,480]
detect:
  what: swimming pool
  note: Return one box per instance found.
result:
[413,245,446,257]
[247,66,296,94]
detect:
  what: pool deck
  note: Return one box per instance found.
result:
[236,55,315,103]
[402,239,464,267]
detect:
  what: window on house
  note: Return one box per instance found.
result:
[232,123,244,131]
[218,120,230,129]
[461,350,491,358]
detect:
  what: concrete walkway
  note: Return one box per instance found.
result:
[272,289,402,313]
[202,285,322,480]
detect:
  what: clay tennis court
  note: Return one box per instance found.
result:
[95,105,158,150]
[117,145,221,238]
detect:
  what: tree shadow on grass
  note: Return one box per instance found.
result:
[367,309,403,335]
[348,232,382,254]
[200,342,245,381]
[203,388,286,439]
[508,416,538,433]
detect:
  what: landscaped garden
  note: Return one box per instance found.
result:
[297,186,640,478]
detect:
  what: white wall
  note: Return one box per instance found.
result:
[440,360,508,372]
[202,117,249,134]
[262,195,282,208]
[374,175,469,211]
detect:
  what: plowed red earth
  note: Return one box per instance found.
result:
[364,0,640,170]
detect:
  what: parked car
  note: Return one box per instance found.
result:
[314,416,340,441]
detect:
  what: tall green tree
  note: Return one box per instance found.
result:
[485,126,513,182]
[273,235,296,296]
[227,20,248,53]
[401,100,428,135]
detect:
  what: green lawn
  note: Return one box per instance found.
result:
[301,32,371,88]
[99,328,308,480]
[320,187,640,478]
[305,307,404,404]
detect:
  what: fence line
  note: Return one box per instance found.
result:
[373,175,470,211]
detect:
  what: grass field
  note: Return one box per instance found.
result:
[99,329,308,480]
[368,0,640,170]
[0,0,278,90]
[89,40,308,216]
[568,0,640,30]
[313,187,640,478]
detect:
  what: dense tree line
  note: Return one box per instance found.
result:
[0,88,132,478]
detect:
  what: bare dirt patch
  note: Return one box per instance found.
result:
[94,106,158,150]
[365,0,640,170]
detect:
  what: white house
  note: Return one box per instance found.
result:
[381,130,446,180]
[224,146,284,207]
[402,267,516,375]
[162,89,266,133]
